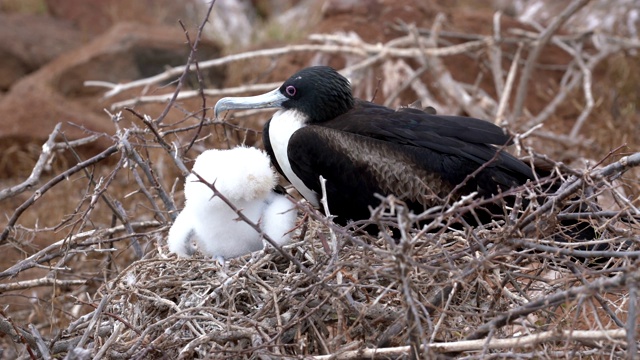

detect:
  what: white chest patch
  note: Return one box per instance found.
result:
[269,109,320,207]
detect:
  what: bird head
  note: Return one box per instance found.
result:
[185,147,276,203]
[214,66,355,123]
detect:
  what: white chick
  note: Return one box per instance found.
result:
[167,146,297,260]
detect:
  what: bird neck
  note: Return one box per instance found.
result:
[267,110,320,207]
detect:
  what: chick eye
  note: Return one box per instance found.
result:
[285,85,297,97]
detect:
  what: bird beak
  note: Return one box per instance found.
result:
[214,88,286,119]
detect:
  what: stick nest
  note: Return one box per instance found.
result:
[77,196,637,359]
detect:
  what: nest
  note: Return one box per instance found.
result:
[59,187,638,359]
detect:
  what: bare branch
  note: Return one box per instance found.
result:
[28,325,50,360]
[311,329,627,359]
[466,270,636,341]
[154,0,217,126]
[90,37,489,101]
[494,43,523,125]
[519,152,640,231]
[512,0,591,122]
[0,221,160,279]
[0,123,61,201]
[489,11,505,99]
[0,278,87,292]
[0,145,119,244]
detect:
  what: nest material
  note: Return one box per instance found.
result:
[67,196,636,359]
[1,148,638,359]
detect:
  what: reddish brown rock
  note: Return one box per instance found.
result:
[44,0,200,35]
[0,13,84,90]
[0,22,224,177]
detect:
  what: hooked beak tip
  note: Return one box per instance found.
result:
[213,98,230,120]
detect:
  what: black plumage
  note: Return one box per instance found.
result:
[215,66,535,230]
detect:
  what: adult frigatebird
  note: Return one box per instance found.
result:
[214,66,535,231]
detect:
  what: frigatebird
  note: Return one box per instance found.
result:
[214,66,535,231]
[167,146,297,260]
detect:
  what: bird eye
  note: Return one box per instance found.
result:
[285,85,296,97]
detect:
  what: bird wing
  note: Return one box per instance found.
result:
[287,126,459,219]
[319,102,534,185]
[328,101,514,146]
